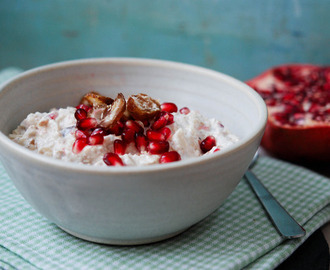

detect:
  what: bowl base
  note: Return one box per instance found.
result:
[58,225,189,245]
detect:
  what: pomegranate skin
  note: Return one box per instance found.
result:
[246,64,330,163]
[262,121,330,163]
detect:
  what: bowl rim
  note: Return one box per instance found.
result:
[0,57,267,174]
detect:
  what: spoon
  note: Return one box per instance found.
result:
[244,151,306,239]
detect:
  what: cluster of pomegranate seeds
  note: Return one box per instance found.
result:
[72,105,106,154]
[73,97,192,165]
[251,66,330,126]
[143,103,177,160]
[73,94,219,165]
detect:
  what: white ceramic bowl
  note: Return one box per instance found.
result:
[0,58,267,245]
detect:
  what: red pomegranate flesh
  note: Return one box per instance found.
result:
[246,64,330,163]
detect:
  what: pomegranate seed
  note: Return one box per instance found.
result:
[76,104,92,112]
[308,103,320,113]
[159,111,174,125]
[108,121,124,136]
[114,139,126,155]
[72,138,87,154]
[273,112,289,125]
[124,120,144,133]
[122,128,136,143]
[159,127,171,140]
[179,107,190,115]
[214,147,220,152]
[148,141,169,154]
[325,108,330,115]
[142,119,150,127]
[91,127,106,136]
[323,82,330,91]
[48,112,58,119]
[282,92,296,102]
[135,133,148,152]
[200,136,216,153]
[146,129,166,141]
[75,108,88,121]
[161,102,178,113]
[103,153,124,166]
[266,99,277,106]
[273,67,288,81]
[313,113,326,121]
[87,134,104,145]
[293,113,305,120]
[151,116,167,130]
[75,129,89,139]
[159,151,181,163]
[166,113,174,125]
[77,118,98,130]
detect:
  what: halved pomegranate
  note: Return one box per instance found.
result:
[246,64,330,163]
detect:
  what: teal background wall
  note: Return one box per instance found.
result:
[1,0,329,80]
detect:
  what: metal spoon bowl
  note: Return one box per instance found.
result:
[245,151,306,239]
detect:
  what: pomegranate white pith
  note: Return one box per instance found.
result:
[9,95,239,166]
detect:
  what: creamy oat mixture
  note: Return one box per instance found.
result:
[9,93,239,166]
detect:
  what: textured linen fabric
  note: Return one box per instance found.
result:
[0,69,330,270]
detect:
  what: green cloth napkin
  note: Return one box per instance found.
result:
[1,69,330,270]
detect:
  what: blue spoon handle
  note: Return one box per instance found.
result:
[245,170,306,239]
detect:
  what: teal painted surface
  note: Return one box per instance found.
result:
[0,0,329,80]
